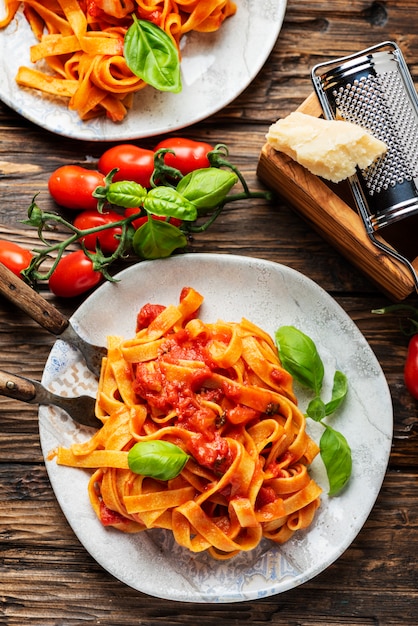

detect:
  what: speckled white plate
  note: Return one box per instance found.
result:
[0,1,287,141]
[39,254,392,603]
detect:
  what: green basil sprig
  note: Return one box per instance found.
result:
[176,168,238,212]
[102,180,147,208]
[128,168,235,259]
[275,325,351,496]
[144,187,197,220]
[275,326,324,395]
[22,144,272,287]
[133,219,187,259]
[319,426,352,496]
[124,16,181,93]
[128,440,189,480]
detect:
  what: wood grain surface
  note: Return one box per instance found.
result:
[1,2,418,625]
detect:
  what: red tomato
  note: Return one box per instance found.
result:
[73,210,123,254]
[136,7,162,24]
[404,334,418,399]
[136,303,166,331]
[124,208,182,230]
[48,166,104,211]
[0,240,33,277]
[98,144,155,187]
[99,501,131,528]
[256,486,278,509]
[153,137,213,175]
[49,250,102,298]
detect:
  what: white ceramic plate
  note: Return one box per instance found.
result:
[39,254,392,603]
[0,1,287,141]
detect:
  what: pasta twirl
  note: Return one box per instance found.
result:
[51,287,322,559]
[1,0,236,121]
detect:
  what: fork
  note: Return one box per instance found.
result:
[0,369,101,428]
[0,263,107,377]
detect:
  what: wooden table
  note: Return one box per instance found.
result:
[1,2,418,624]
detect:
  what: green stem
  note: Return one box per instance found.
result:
[208,146,265,197]
[225,190,273,202]
[23,146,273,285]
[184,189,272,234]
[372,304,418,316]
[186,204,226,233]
[25,210,144,282]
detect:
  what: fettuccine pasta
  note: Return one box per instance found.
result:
[51,287,322,559]
[0,0,236,121]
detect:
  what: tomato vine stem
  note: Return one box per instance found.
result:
[22,146,272,287]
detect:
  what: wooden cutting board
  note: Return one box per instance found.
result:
[257,93,418,301]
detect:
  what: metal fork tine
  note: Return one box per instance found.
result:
[0,370,101,429]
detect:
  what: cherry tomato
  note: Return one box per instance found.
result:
[0,240,33,277]
[48,166,104,211]
[49,250,102,298]
[124,208,182,230]
[98,144,155,187]
[153,137,213,175]
[73,210,123,254]
[404,334,418,399]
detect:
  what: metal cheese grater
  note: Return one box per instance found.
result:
[311,41,418,290]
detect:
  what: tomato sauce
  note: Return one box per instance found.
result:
[136,303,166,331]
[256,486,278,509]
[133,299,281,478]
[133,303,259,474]
[99,501,130,526]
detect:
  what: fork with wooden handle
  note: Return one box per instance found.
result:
[0,263,107,377]
[0,369,101,428]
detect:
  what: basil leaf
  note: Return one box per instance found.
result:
[132,218,187,259]
[275,326,324,395]
[176,168,238,211]
[128,440,189,480]
[324,370,348,416]
[106,181,147,208]
[144,187,197,221]
[306,396,326,422]
[124,17,181,93]
[320,425,352,496]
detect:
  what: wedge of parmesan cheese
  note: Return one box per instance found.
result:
[266,112,387,183]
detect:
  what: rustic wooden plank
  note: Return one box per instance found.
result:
[213,1,418,122]
[1,1,418,623]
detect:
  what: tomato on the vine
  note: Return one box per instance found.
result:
[153,137,213,175]
[49,250,102,298]
[404,334,418,399]
[124,208,182,230]
[73,210,123,254]
[48,166,104,211]
[98,144,155,187]
[0,240,33,277]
